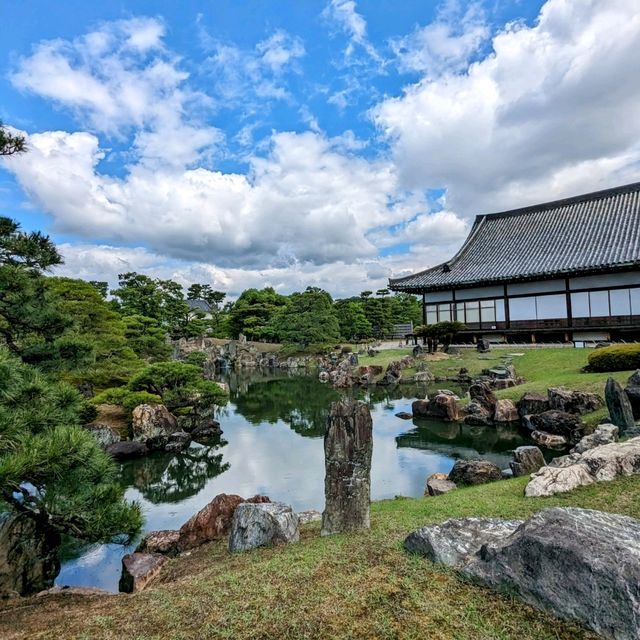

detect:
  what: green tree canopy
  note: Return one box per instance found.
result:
[229,287,288,341]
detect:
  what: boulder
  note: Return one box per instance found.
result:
[404,517,522,569]
[0,513,60,597]
[377,362,402,386]
[469,382,497,413]
[164,431,191,453]
[465,508,640,640]
[547,387,603,415]
[321,399,373,535]
[530,430,568,449]
[297,510,322,524]
[413,370,435,383]
[318,371,330,383]
[476,339,490,353]
[136,530,181,557]
[425,476,457,497]
[525,437,640,497]
[229,502,299,552]
[190,420,223,441]
[395,411,413,420]
[624,385,640,419]
[131,404,179,444]
[447,459,502,486]
[178,493,270,551]
[517,393,550,418]
[411,399,430,418]
[509,446,545,477]
[525,464,595,497]
[493,399,518,423]
[571,423,619,454]
[84,423,120,448]
[528,410,584,443]
[628,369,640,387]
[426,393,460,422]
[605,377,636,434]
[105,440,148,460]
[462,401,493,426]
[119,552,166,593]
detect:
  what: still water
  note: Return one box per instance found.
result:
[57,371,531,591]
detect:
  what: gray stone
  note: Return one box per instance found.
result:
[509,446,545,477]
[517,393,550,418]
[395,411,413,420]
[571,423,619,454]
[404,517,522,569]
[0,513,60,597]
[447,459,502,486]
[624,385,640,419]
[105,440,148,460]
[119,552,167,593]
[469,382,497,414]
[605,377,635,434]
[528,410,584,443]
[321,399,373,535]
[84,423,120,448]
[413,370,435,383]
[547,387,603,415]
[164,431,191,452]
[627,369,640,387]
[525,464,595,497]
[131,404,179,443]
[229,502,299,552]
[464,508,640,640]
[426,478,457,496]
[530,430,568,449]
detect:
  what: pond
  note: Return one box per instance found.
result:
[57,370,533,592]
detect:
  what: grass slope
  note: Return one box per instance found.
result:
[4,475,640,640]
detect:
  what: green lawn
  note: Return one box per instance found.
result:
[5,475,639,640]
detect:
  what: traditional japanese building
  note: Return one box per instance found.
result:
[388,182,640,344]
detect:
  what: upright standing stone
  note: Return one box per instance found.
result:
[605,377,636,434]
[321,399,373,536]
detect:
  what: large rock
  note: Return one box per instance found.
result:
[530,430,568,449]
[493,399,518,423]
[131,404,179,444]
[465,508,640,640]
[411,399,430,418]
[229,502,299,552]
[605,377,636,434]
[447,459,502,486]
[525,436,640,497]
[190,419,223,441]
[509,446,545,477]
[84,423,120,448]
[547,387,603,415]
[517,393,550,418]
[178,493,270,551]
[105,440,148,460]
[469,382,497,414]
[0,513,60,597]
[136,530,181,557]
[528,410,584,443]
[164,431,191,453]
[425,473,457,496]
[119,552,167,593]
[404,517,523,569]
[321,399,373,536]
[462,401,493,426]
[571,423,619,454]
[377,362,402,386]
[624,385,640,419]
[426,393,460,422]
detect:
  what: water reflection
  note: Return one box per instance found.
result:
[119,441,229,504]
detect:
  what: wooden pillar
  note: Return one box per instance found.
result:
[565,277,573,341]
[503,284,511,329]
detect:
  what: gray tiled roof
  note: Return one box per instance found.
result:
[389,182,640,292]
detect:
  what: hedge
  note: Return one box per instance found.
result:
[587,343,640,372]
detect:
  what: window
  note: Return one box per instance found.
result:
[455,302,465,322]
[536,294,567,319]
[480,299,496,323]
[438,303,451,322]
[610,289,631,316]
[465,300,480,323]
[632,288,640,315]
[589,290,609,317]
[571,292,589,318]
[426,305,437,325]
[495,299,506,322]
[510,296,536,321]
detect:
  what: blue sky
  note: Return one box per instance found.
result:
[1,0,639,297]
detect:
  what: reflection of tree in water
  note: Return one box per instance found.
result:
[120,441,229,504]
[232,375,340,438]
[396,419,529,456]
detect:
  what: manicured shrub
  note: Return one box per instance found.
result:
[587,343,640,372]
[341,345,352,354]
